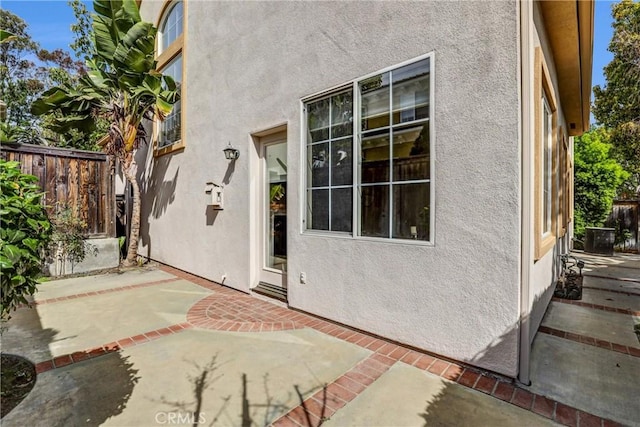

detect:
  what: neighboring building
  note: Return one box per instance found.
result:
[137,0,593,382]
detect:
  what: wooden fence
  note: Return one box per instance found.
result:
[606,199,639,253]
[1,143,116,237]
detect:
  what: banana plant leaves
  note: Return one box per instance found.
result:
[30,0,179,147]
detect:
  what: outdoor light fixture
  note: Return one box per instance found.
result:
[223,142,240,160]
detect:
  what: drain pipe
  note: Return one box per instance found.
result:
[518,0,533,386]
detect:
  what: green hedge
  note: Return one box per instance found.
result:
[0,160,51,320]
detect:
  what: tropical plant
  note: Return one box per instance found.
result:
[0,160,51,321]
[0,121,46,145]
[32,0,180,266]
[0,29,16,43]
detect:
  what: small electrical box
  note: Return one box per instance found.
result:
[205,182,224,210]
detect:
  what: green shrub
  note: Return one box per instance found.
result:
[574,128,629,239]
[0,160,51,321]
[48,206,94,275]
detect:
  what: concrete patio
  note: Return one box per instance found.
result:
[0,260,636,426]
[528,251,640,427]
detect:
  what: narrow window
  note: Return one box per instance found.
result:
[533,47,557,260]
[158,55,182,147]
[305,91,354,232]
[359,58,431,241]
[542,95,552,235]
[156,0,184,153]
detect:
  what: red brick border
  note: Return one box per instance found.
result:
[187,294,304,332]
[27,277,181,306]
[34,322,192,374]
[272,334,624,427]
[538,325,640,358]
[163,264,624,427]
[273,354,393,426]
[551,297,640,316]
[61,263,621,427]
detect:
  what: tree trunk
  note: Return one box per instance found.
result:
[122,157,141,267]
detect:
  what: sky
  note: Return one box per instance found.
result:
[2,0,618,105]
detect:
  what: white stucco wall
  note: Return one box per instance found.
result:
[527,3,570,340]
[139,0,521,376]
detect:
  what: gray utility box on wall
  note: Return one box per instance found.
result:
[584,227,615,256]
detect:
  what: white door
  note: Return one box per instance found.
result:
[258,137,287,289]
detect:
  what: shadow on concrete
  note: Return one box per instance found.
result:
[577,250,640,270]
[57,351,139,426]
[152,355,331,427]
[0,304,140,426]
[153,355,230,426]
[418,321,526,426]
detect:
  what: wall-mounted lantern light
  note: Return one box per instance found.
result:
[223,142,240,160]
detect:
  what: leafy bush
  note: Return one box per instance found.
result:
[48,206,95,275]
[0,160,51,320]
[574,128,629,239]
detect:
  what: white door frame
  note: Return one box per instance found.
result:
[250,125,288,290]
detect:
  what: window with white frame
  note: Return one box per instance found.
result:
[156,0,184,151]
[304,56,432,242]
[306,91,354,232]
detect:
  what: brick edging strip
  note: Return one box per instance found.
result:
[34,322,192,374]
[539,325,640,358]
[272,341,623,427]
[272,318,624,426]
[551,297,640,316]
[29,277,181,306]
[153,263,624,427]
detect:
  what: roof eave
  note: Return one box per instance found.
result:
[539,0,594,136]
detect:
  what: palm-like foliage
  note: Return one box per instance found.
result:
[32,0,179,265]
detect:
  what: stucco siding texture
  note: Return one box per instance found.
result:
[140,1,521,376]
[528,2,570,342]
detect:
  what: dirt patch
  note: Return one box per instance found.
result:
[1,354,36,418]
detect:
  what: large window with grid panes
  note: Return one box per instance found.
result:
[304,54,433,242]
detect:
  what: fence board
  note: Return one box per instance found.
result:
[79,159,90,227]
[1,143,115,237]
[606,200,640,253]
[105,158,116,237]
[21,153,33,176]
[88,160,98,234]
[56,156,69,209]
[45,155,57,208]
[67,159,79,211]
[32,154,45,184]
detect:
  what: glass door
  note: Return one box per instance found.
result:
[265,141,287,273]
